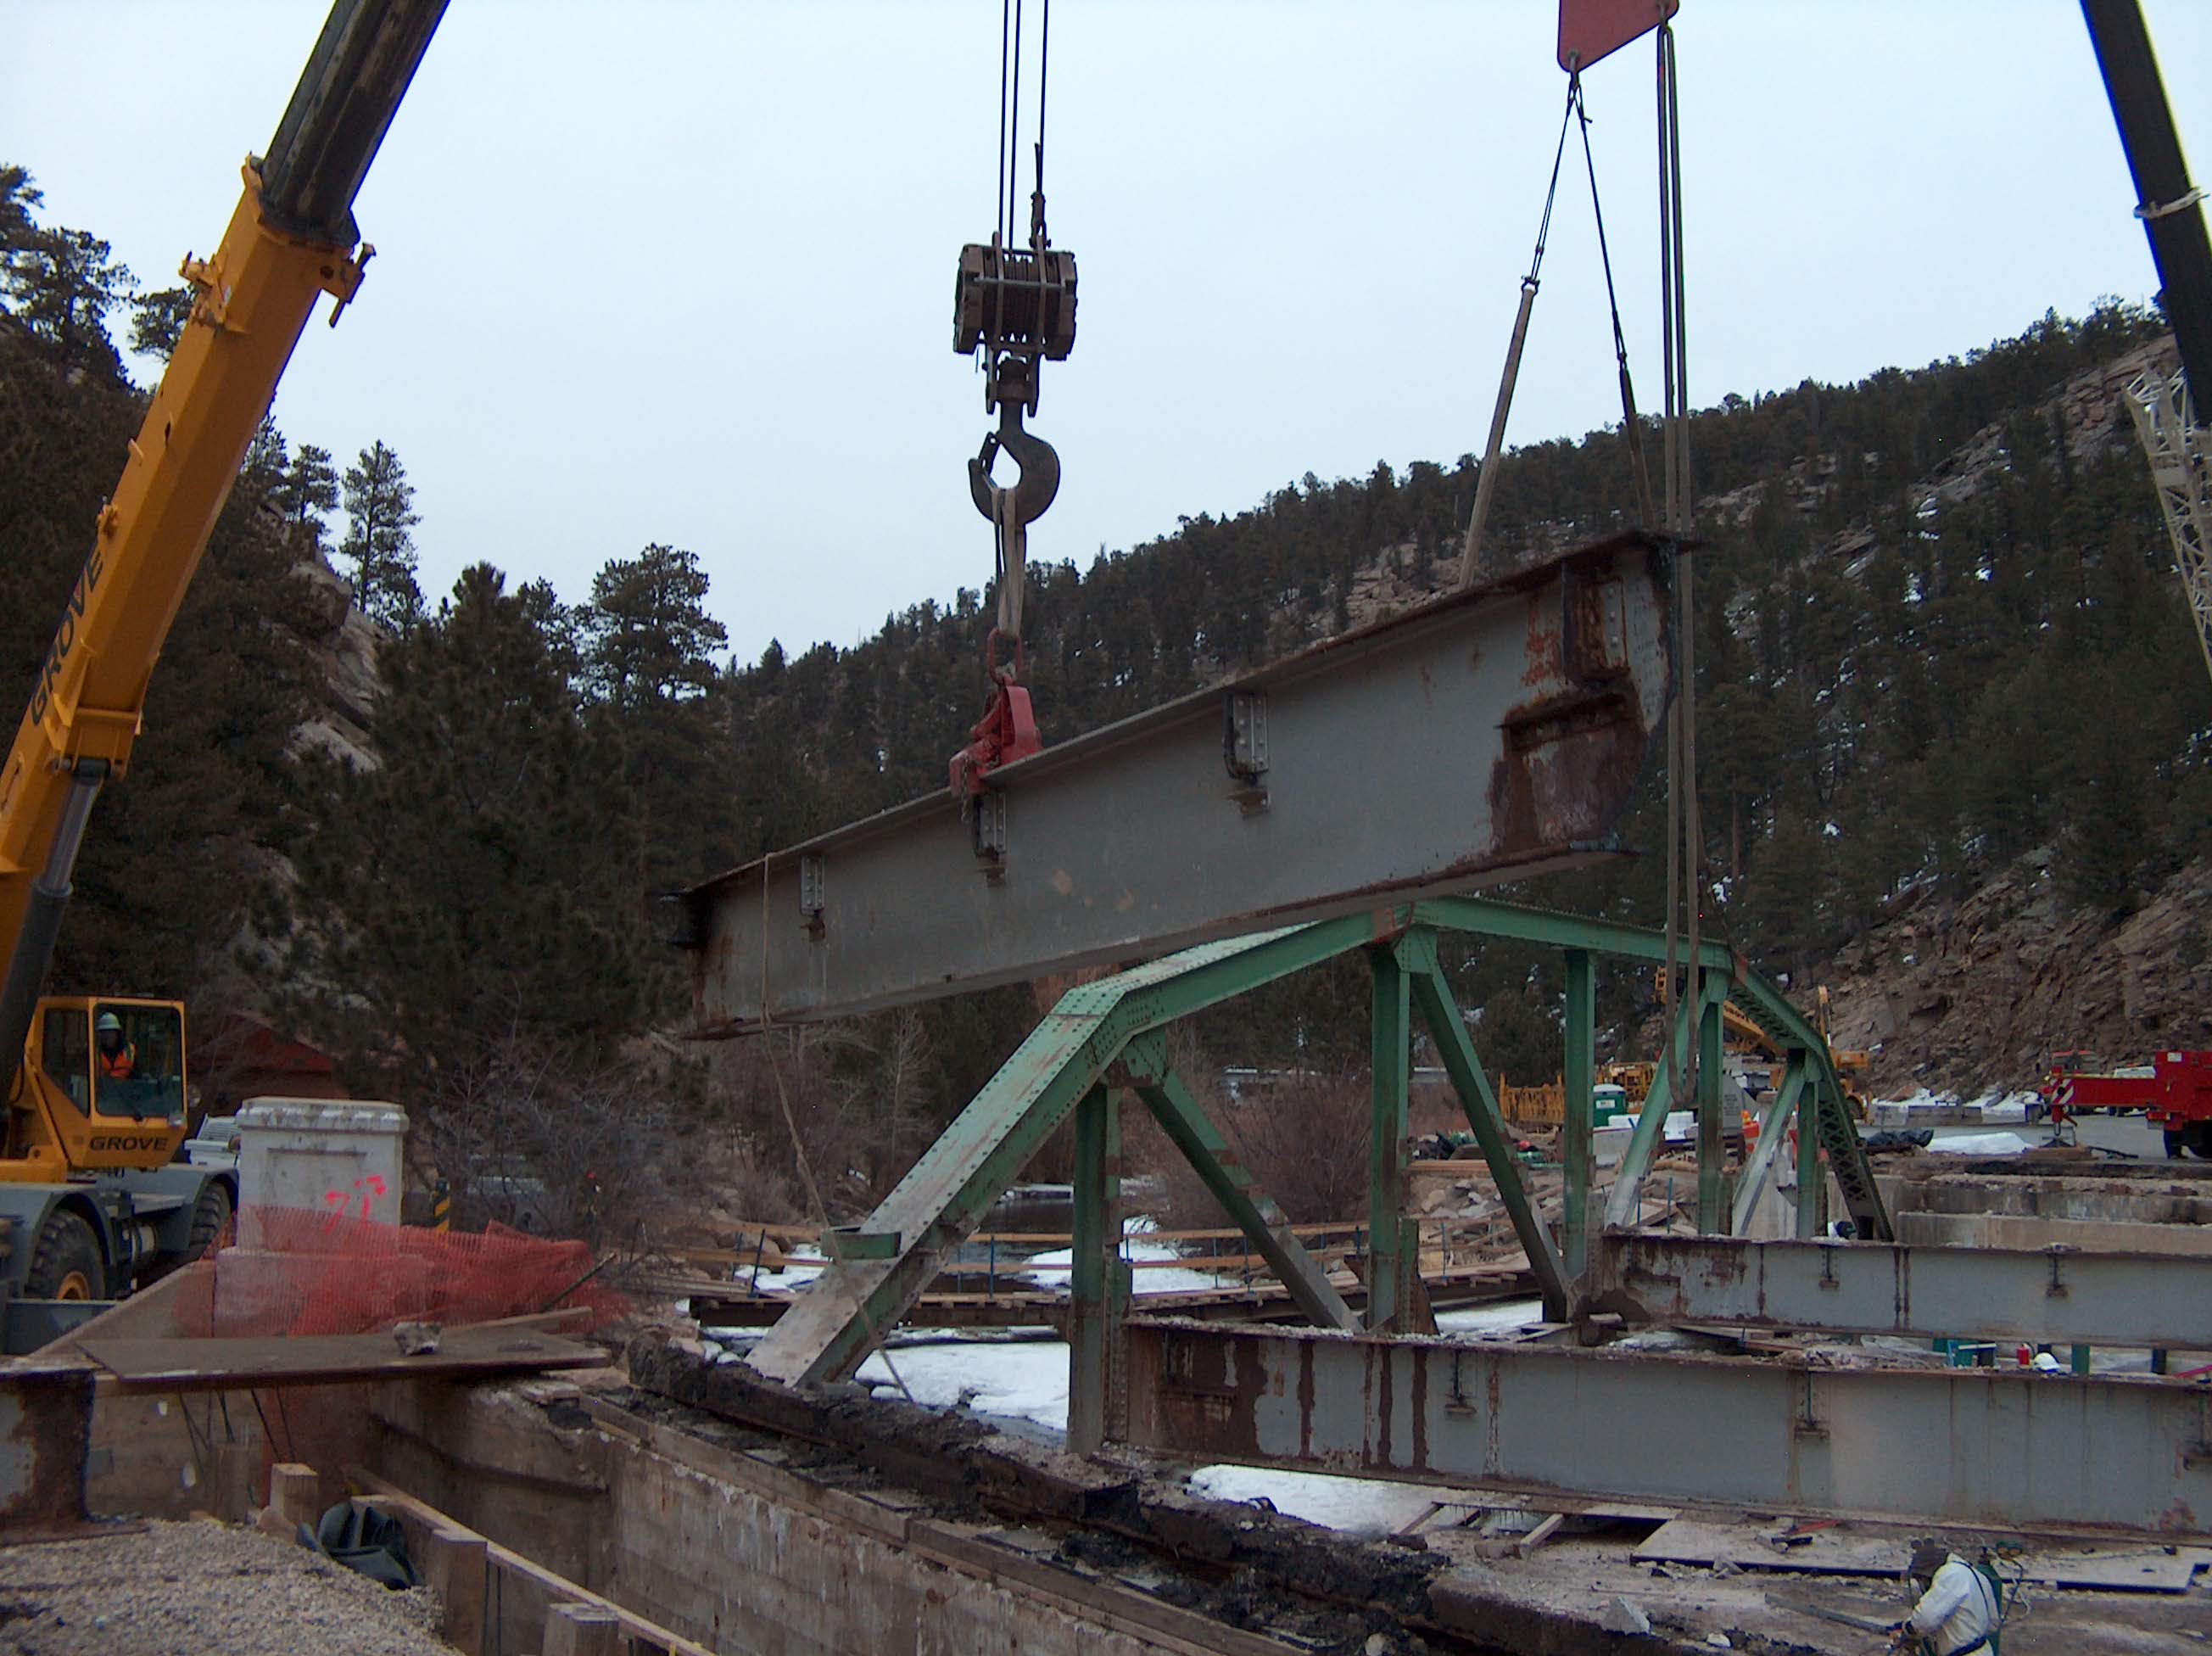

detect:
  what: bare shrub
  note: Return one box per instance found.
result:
[412,1037,690,1253]
[1126,1023,1371,1229]
[701,1009,937,1223]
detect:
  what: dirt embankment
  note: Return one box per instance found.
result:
[1819,852,2212,1097]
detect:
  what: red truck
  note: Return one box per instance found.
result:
[2041,1049,2212,1158]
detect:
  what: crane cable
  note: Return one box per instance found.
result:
[1457,71,1657,586]
[1655,18,1705,1199]
[1577,72,1659,529]
[986,0,1052,644]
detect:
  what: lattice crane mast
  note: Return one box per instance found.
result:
[2083,0,2212,685]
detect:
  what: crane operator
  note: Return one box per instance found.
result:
[95,1012,136,1082]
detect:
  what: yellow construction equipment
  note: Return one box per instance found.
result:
[0,0,444,1302]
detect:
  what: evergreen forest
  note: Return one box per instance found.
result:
[4,163,2204,1220]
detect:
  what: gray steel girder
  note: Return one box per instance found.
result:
[1121,1319,2212,1536]
[673,532,1675,1032]
[1589,1234,2212,1351]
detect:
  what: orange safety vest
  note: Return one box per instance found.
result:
[98,1043,136,1081]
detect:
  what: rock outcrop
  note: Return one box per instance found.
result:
[1822,853,2212,1095]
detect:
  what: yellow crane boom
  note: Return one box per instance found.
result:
[0,0,446,1099]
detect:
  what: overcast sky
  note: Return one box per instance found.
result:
[8,3,2209,663]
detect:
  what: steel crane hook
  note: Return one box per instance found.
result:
[969,401,1062,529]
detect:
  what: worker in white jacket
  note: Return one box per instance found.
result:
[1891,1542,2002,1655]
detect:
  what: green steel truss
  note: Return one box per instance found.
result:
[745,898,1888,1391]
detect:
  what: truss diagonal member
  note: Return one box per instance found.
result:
[1398,933,1572,1318]
[746,916,1394,1386]
[1725,978,1891,1243]
[1729,1053,1807,1237]
[1119,1032,1358,1333]
[1600,980,1711,1232]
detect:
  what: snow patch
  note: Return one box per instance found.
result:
[1928,1130,2033,1155]
[1186,1465,1491,1536]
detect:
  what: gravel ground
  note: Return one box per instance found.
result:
[0,1519,453,1655]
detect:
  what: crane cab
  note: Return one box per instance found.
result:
[7,996,189,1180]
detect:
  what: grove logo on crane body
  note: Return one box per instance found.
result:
[25,538,108,730]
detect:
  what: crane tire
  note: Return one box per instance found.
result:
[25,1210,106,1301]
[184,1180,234,1262]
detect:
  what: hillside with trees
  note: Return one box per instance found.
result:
[4,160,2204,1224]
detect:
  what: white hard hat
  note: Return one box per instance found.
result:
[95,1011,121,1033]
[2031,1351,2061,1373]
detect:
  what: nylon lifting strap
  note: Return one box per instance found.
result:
[1456,73,1656,589]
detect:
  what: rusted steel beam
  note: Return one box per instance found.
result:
[1589,1234,2211,1351]
[670,532,1676,1032]
[1120,1318,2211,1536]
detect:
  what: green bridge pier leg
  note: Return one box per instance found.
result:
[1562,948,1595,1284]
[1368,943,1414,1332]
[1067,1083,1126,1454]
[1695,972,1728,1234]
[1795,1068,1824,1239]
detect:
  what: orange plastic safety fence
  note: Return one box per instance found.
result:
[211,1205,626,1339]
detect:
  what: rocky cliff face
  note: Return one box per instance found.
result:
[287,554,383,772]
[1822,853,2212,1096]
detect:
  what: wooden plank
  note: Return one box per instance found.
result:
[543,1603,621,1656]
[352,1474,717,1656]
[81,1324,604,1393]
[426,1528,488,1656]
[1515,1512,1567,1556]
[269,1463,321,1533]
[658,1217,1416,1257]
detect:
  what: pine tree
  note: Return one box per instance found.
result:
[127,285,194,362]
[5,223,133,372]
[341,440,422,628]
[583,544,725,708]
[276,444,341,545]
[0,163,41,257]
[288,563,645,1086]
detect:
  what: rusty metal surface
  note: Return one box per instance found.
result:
[1557,0,1681,73]
[1120,1318,2212,1536]
[677,532,1675,1032]
[0,1358,93,1533]
[1588,1234,2209,1350]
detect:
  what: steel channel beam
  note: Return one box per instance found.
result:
[1121,1318,2212,1535]
[1591,1234,2212,1351]
[675,534,1673,1031]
